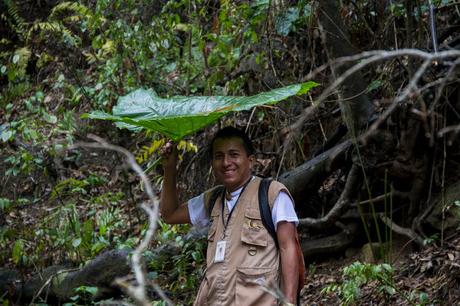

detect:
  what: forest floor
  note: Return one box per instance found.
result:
[301,233,460,305]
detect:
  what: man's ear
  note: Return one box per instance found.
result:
[248,154,256,167]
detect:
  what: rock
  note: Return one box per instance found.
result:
[426,180,460,235]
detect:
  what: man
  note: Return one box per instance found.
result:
[160,126,300,306]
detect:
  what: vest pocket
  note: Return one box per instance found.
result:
[241,208,267,247]
[235,267,277,306]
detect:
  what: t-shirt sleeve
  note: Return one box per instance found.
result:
[188,192,211,228]
[272,190,299,231]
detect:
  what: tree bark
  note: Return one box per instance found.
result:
[279,139,352,206]
[317,0,374,135]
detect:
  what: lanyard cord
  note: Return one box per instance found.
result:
[220,177,253,237]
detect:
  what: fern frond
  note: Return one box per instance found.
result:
[0,38,12,46]
[82,50,97,64]
[27,21,81,47]
[3,0,27,39]
[100,40,115,57]
[49,1,92,21]
[14,47,31,66]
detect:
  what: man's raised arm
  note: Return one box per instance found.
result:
[160,142,191,224]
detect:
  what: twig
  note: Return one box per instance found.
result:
[351,190,409,207]
[428,0,439,53]
[379,214,424,246]
[299,163,360,228]
[360,59,432,143]
[72,135,170,306]
[29,268,79,306]
[291,49,460,142]
[438,124,460,138]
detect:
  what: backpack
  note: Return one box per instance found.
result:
[206,178,305,305]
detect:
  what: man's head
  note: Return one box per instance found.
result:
[210,127,255,191]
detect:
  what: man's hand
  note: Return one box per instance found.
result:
[159,141,190,225]
[160,141,178,171]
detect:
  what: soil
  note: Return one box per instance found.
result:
[301,234,460,305]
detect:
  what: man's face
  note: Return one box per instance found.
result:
[212,137,254,192]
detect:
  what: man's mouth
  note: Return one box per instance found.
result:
[223,169,235,176]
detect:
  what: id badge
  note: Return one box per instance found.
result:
[214,240,226,263]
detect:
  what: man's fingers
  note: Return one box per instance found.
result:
[160,141,178,162]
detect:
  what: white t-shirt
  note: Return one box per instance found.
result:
[188,181,299,230]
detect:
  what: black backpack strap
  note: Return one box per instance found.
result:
[258,178,279,249]
[205,185,224,217]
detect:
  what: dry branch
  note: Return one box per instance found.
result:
[291,49,460,140]
[279,139,352,204]
[379,214,425,247]
[72,135,171,306]
[297,163,361,229]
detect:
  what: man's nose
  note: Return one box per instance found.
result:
[222,155,230,166]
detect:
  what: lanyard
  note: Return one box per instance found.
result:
[220,177,252,238]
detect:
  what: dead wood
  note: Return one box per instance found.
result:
[278,139,352,206]
[379,214,425,247]
[19,250,130,303]
[297,163,361,229]
[301,223,358,258]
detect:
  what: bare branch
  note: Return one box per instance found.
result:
[298,163,361,228]
[291,49,460,139]
[379,214,425,246]
[360,59,432,143]
[71,135,171,306]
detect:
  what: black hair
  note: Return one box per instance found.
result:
[210,126,255,156]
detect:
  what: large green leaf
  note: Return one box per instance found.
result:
[84,81,318,141]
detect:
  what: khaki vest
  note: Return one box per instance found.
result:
[193,177,292,306]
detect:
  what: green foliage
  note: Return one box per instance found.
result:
[85,82,318,140]
[150,222,207,304]
[0,170,131,269]
[36,199,126,262]
[27,21,81,47]
[2,0,26,38]
[12,239,26,265]
[4,147,44,176]
[322,261,433,305]
[423,233,440,246]
[274,0,314,37]
[0,197,12,210]
[51,174,107,198]
[69,285,99,303]
[322,261,395,305]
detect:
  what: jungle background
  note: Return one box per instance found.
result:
[1,0,460,305]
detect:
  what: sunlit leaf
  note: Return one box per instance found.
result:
[275,7,300,36]
[72,238,82,248]
[84,82,318,141]
[12,239,24,264]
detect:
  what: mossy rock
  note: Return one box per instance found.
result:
[426,180,460,234]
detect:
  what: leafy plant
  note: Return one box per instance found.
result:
[4,147,43,177]
[322,261,395,305]
[12,239,26,265]
[0,198,12,210]
[150,222,206,304]
[85,82,318,140]
[69,285,99,304]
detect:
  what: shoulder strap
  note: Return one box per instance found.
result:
[258,178,279,249]
[205,185,224,217]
